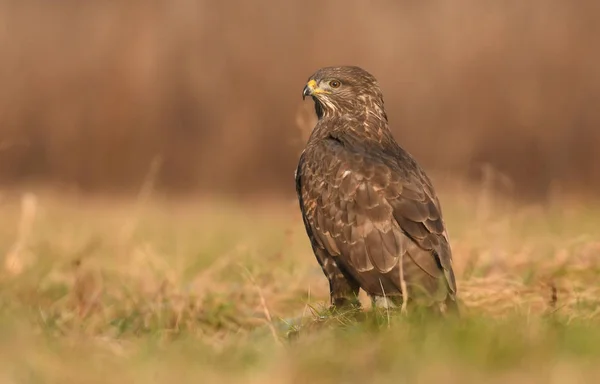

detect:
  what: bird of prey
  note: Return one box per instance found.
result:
[295,66,458,314]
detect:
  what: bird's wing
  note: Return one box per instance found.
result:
[299,135,456,298]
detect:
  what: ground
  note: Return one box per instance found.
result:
[1,184,600,383]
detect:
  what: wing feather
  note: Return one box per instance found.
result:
[299,133,457,300]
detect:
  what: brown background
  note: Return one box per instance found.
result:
[0,0,598,199]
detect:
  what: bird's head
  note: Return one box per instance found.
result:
[302,66,386,120]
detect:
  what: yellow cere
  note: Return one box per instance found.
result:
[307,79,330,94]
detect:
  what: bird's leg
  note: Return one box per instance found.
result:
[328,272,361,310]
[313,248,361,311]
[324,262,361,311]
[370,295,396,309]
[371,278,395,310]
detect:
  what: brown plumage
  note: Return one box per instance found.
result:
[295,66,458,314]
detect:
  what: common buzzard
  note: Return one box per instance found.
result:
[295,66,458,314]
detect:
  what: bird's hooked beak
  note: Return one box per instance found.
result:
[302,79,329,100]
[302,80,316,100]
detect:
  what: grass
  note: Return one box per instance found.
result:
[1,187,600,383]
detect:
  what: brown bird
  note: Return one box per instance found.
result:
[295,66,458,314]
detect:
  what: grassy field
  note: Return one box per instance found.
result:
[1,186,600,383]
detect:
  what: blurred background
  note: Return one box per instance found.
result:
[0,0,599,201]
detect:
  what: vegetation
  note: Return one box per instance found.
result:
[1,187,599,383]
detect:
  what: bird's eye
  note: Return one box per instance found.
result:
[329,80,341,88]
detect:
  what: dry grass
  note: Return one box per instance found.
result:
[0,186,600,383]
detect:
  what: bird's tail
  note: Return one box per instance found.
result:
[443,295,461,318]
